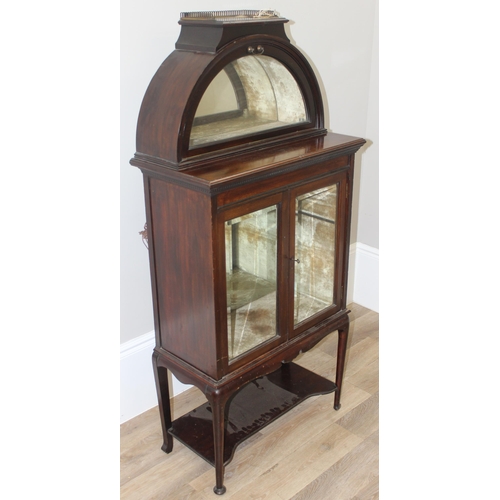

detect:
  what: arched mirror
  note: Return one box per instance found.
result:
[189,55,308,149]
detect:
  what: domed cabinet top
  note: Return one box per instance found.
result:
[131,10,326,171]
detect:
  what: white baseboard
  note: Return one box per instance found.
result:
[120,242,379,423]
[120,331,191,423]
[349,242,379,313]
[347,244,357,305]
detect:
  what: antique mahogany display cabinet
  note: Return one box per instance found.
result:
[130,10,366,495]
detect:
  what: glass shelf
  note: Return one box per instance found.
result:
[226,269,276,359]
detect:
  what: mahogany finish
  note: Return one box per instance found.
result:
[169,362,337,467]
[131,11,365,495]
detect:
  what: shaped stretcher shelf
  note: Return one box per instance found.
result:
[168,362,337,467]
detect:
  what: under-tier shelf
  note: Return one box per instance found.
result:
[168,362,337,467]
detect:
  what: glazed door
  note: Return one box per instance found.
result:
[220,193,288,371]
[289,172,347,337]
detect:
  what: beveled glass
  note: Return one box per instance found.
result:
[294,184,337,325]
[225,205,278,360]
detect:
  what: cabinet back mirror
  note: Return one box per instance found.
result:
[190,55,308,149]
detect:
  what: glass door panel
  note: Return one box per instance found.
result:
[294,184,337,325]
[225,205,278,360]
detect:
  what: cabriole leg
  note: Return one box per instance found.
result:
[334,319,350,411]
[152,353,173,453]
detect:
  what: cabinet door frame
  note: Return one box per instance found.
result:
[287,171,348,338]
[216,192,289,374]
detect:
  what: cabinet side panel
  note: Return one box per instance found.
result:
[149,177,217,377]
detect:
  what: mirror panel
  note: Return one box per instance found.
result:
[194,70,239,117]
[190,55,307,149]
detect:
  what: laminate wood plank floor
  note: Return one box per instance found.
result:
[121,304,378,500]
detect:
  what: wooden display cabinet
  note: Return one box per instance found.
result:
[130,10,366,495]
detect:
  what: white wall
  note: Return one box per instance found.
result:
[120,1,379,420]
[357,3,379,249]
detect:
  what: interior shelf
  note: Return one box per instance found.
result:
[168,362,337,467]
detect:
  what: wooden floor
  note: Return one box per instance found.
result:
[121,304,379,500]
